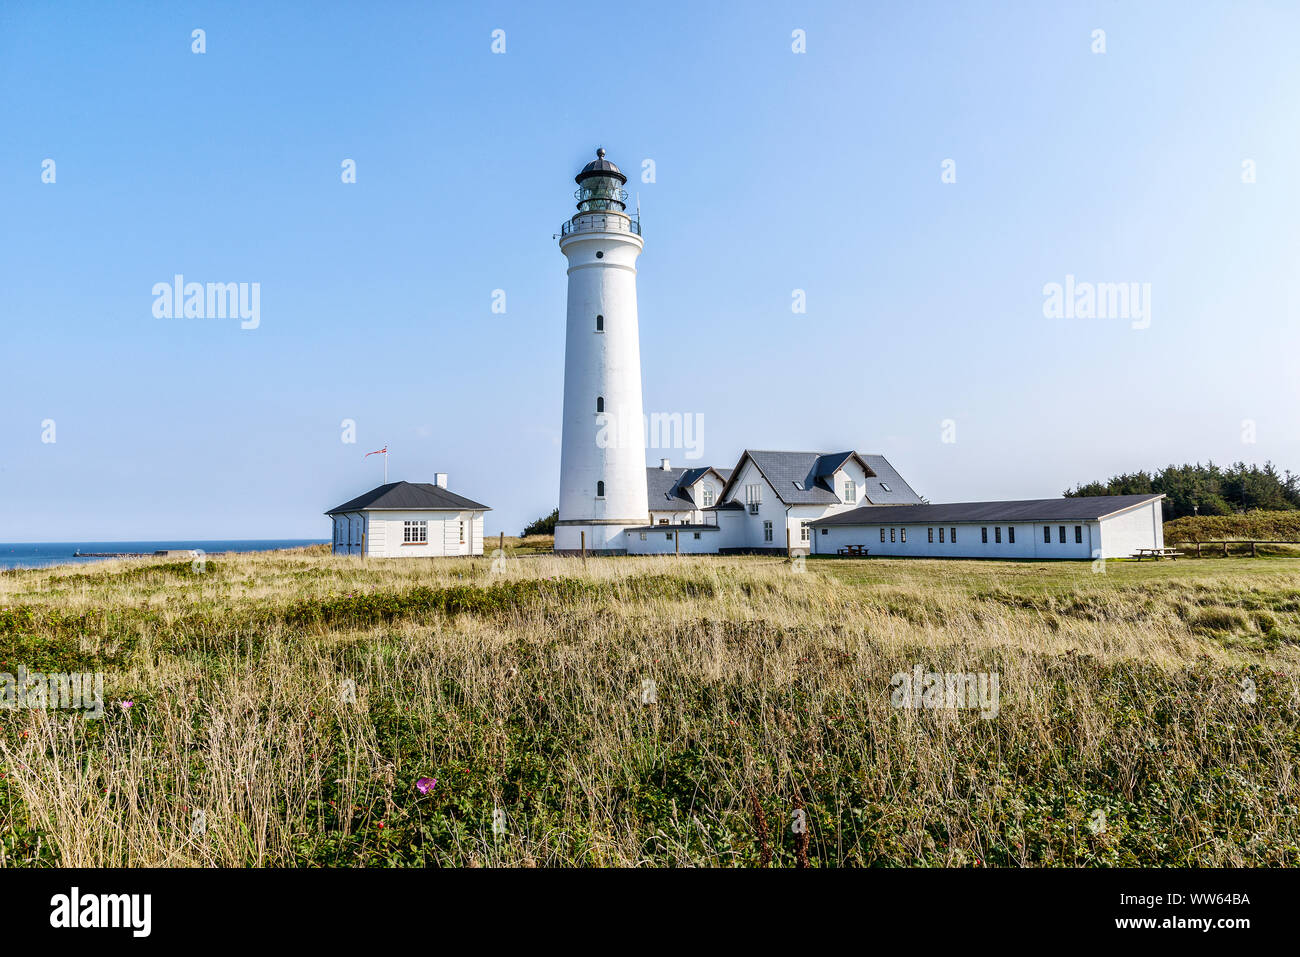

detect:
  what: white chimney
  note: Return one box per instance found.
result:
[660,458,670,470]
[434,473,448,488]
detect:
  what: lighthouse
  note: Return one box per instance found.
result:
[554,149,649,554]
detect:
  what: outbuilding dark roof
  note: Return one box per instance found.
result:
[326,481,490,515]
[810,494,1164,527]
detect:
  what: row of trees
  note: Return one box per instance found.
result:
[1065,462,1300,519]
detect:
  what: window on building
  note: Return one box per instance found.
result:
[596,481,605,498]
[800,523,810,542]
[595,314,604,331]
[995,527,1002,544]
[658,518,668,524]
[890,528,896,543]
[1008,526,1015,544]
[821,528,827,535]
[843,480,856,504]
[880,528,886,542]
[900,527,907,542]
[693,532,701,540]
[701,487,715,507]
[763,521,773,542]
[951,528,957,543]
[1075,525,1083,544]
[403,520,427,544]
[666,533,673,540]
[928,527,934,543]
[459,521,466,544]
[745,484,762,514]
[981,527,988,544]
[1044,525,1051,544]
[939,527,945,543]
[639,532,646,541]
[595,396,604,413]
[880,482,892,492]
[1059,526,1066,543]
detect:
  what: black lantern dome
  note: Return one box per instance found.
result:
[575,148,627,185]
[573,148,628,214]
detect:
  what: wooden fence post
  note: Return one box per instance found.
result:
[581,531,586,562]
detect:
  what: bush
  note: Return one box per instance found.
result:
[1164,511,1300,543]
[522,508,558,538]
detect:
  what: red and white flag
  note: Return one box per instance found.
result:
[364,447,387,458]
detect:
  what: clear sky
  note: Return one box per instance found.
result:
[2,0,1297,541]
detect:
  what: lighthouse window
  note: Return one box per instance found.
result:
[595,251,604,259]
[596,396,604,413]
[596,481,605,498]
[595,314,604,331]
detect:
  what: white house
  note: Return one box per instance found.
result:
[620,451,1165,560]
[810,494,1165,560]
[624,450,922,555]
[326,475,489,557]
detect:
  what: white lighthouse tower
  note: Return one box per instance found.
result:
[554,149,649,554]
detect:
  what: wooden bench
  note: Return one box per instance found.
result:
[1132,547,1183,561]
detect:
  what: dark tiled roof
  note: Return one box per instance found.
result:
[326,481,490,515]
[706,500,745,511]
[646,466,726,511]
[646,467,697,511]
[735,450,874,505]
[810,494,1164,527]
[859,454,924,505]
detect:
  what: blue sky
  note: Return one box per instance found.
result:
[2,0,1297,541]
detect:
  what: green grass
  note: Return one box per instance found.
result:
[1,550,1298,867]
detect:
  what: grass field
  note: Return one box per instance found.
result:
[2,545,1298,867]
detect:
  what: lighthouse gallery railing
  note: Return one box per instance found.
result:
[560,214,642,237]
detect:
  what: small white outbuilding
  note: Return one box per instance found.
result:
[326,475,490,557]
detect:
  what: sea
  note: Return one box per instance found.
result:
[0,540,328,571]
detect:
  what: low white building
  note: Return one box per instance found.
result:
[326,475,489,557]
[810,494,1165,560]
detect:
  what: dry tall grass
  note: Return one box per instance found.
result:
[1,549,1298,866]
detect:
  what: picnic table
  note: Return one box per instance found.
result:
[836,544,869,557]
[1131,547,1183,561]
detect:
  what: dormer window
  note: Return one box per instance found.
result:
[701,487,715,507]
[843,480,856,503]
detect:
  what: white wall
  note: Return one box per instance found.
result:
[555,212,648,552]
[334,510,486,558]
[1096,500,1164,558]
[625,527,723,554]
[814,520,1101,559]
